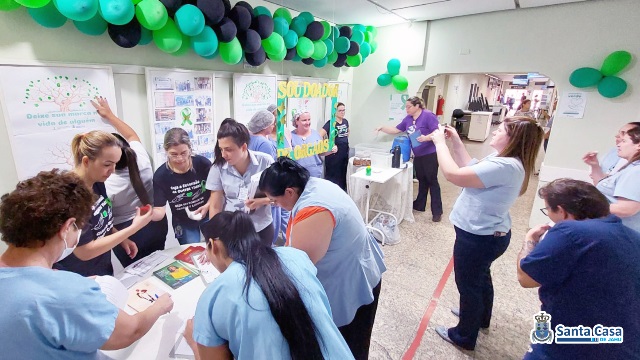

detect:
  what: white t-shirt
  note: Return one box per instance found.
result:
[105,141,154,225]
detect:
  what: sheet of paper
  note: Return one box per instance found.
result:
[94,276,128,310]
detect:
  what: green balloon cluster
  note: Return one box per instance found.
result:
[377,58,408,91]
[569,50,633,98]
[12,0,381,67]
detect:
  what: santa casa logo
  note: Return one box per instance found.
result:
[530,311,624,345]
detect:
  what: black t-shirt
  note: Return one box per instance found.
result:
[54,182,114,276]
[153,155,212,227]
[323,118,349,147]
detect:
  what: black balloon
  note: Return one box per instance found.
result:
[213,17,237,42]
[229,5,252,31]
[339,25,352,38]
[284,47,297,60]
[334,53,347,67]
[197,0,225,25]
[108,18,141,48]
[346,41,359,56]
[304,21,323,41]
[245,46,266,66]
[159,0,182,16]
[251,14,273,39]
[234,1,253,15]
[221,0,230,13]
[238,29,261,53]
[302,57,314,65]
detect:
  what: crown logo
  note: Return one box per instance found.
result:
[535,313,550,322]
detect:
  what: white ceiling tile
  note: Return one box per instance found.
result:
[519,0,590,8]
[394,0,515,21]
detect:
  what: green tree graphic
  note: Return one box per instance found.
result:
[241,80,271,102]
[22,76,100,112]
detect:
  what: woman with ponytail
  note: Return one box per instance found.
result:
[92,97,170,266]
[183,211,353,360]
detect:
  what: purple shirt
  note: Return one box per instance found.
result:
[395,109,439,157]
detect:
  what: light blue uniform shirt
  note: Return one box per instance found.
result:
[289,178,386,327]
[193,247,354,360]
[600,147,624,174]
[0,267,119,360]
[206,151,273,232]
[449,153,525,235]
[596,160,640,233]
[290,130,324,178]
[248,135,277,161]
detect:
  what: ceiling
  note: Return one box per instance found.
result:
[263,0,593,27]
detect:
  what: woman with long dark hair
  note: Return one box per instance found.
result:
[92,97,169,266]
[429,117,544,351]
[259,157,386,360]
[183,211,353,360]
[206,119,274,246]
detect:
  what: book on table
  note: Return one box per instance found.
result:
[126,278,168,312]
[174,245,205,266]
[153,261,199,289]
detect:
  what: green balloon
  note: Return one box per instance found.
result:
[330,25,339,41]
[171,34,191,56]
[73,13,107,35]
[387,58,401,75]
[311,40,327,60]
[370,40,378,53]
[597,76,627,98]
[15,0,49,9]
[327,50,338,64]
[262,32,285,55]
[377,73,392,86]
[296,36,313,58]
[353,24,366,33]
[267,47,287,62]
[52,0,98,21]
[323,38,333,55]
[273,7,291,24]
[392,75,408,91]
[366,25,377,37]
[191,26,217,56]
[298,11,314,24]
[28,1,66,27]
[320,20,331,40]
[100,0,134,25]
[283,29,298,49]
[200,47,218,59]
[364,30,372,43]
[351,30,364,45]
[219,37,242,65]
[175,4,205,36]
[346,54,362,67]
[253,5,271,17]
[334,36,350,54]
[139,26,152,44]
[153,18,182,53]
[292,54,302,62]
[135,0,167,31]
[290,16,307,37]
[313,57,328,68]
[0,0,21,11]
[601,50,632,76]
[273,16,288,36]
[569,67,603,88]
[359,41,371,58]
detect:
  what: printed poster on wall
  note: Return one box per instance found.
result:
[232,74,277,125]
[0,64,116,180]
[557,91,586,119]
[389,94,409,122]
[145,69,215,169]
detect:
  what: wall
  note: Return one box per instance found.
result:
[351,0,640,169]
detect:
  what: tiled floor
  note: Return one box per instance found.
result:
[369,127,545,360]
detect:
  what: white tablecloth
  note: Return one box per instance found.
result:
[347,157,414,224]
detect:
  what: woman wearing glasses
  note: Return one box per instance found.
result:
[206,119,274,247]
[319,102,350,191]
[151,128,212,244]
[429,117,543,351]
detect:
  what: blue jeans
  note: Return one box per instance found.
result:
[448,226,511,350]
[174,218,209,245]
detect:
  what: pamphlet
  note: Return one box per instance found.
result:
[126,278,168,312]
[408,129,422,148]
[153,261,199,289]
[174,246,206,266]
[191,253,220,284]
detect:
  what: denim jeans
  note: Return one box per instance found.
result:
[174,218,209,245]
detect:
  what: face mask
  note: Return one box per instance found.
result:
[57,223,81,262]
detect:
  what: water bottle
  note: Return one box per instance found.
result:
[392,145,401,168]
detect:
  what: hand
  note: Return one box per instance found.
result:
[374,126,383,134]
[582,151,599,167]
[429,127,446,145]
[193,203,209,217]
[525,223,551,244]
[90,96,115,119]
[443,124,460,142]
[416,134,430,143]
[121,239,138,259]
[131,205,153,230]
[245,198,267,210]
[152,293,174,315]
[330,145,338,154]
[184,318,198,351]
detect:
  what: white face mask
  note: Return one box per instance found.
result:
[57,222,81,262]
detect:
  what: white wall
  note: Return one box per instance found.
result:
[351,0,640,170]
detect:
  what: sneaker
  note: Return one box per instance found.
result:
[434,326,475,352]
[432,214,442,222]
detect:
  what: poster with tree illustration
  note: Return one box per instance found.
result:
[0,65,116,180]
[145,68,216,170]
[232,74,277,126]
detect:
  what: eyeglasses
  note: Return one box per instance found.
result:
[337,109,345,112]
[540,207,550,216]
[167,151,190,160]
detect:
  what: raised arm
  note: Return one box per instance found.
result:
[430,126,484,188]
[91,96,140,142]
[375,126,402,135]
[444,125,473,167]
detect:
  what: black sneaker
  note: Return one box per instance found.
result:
[432,214,442,222]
